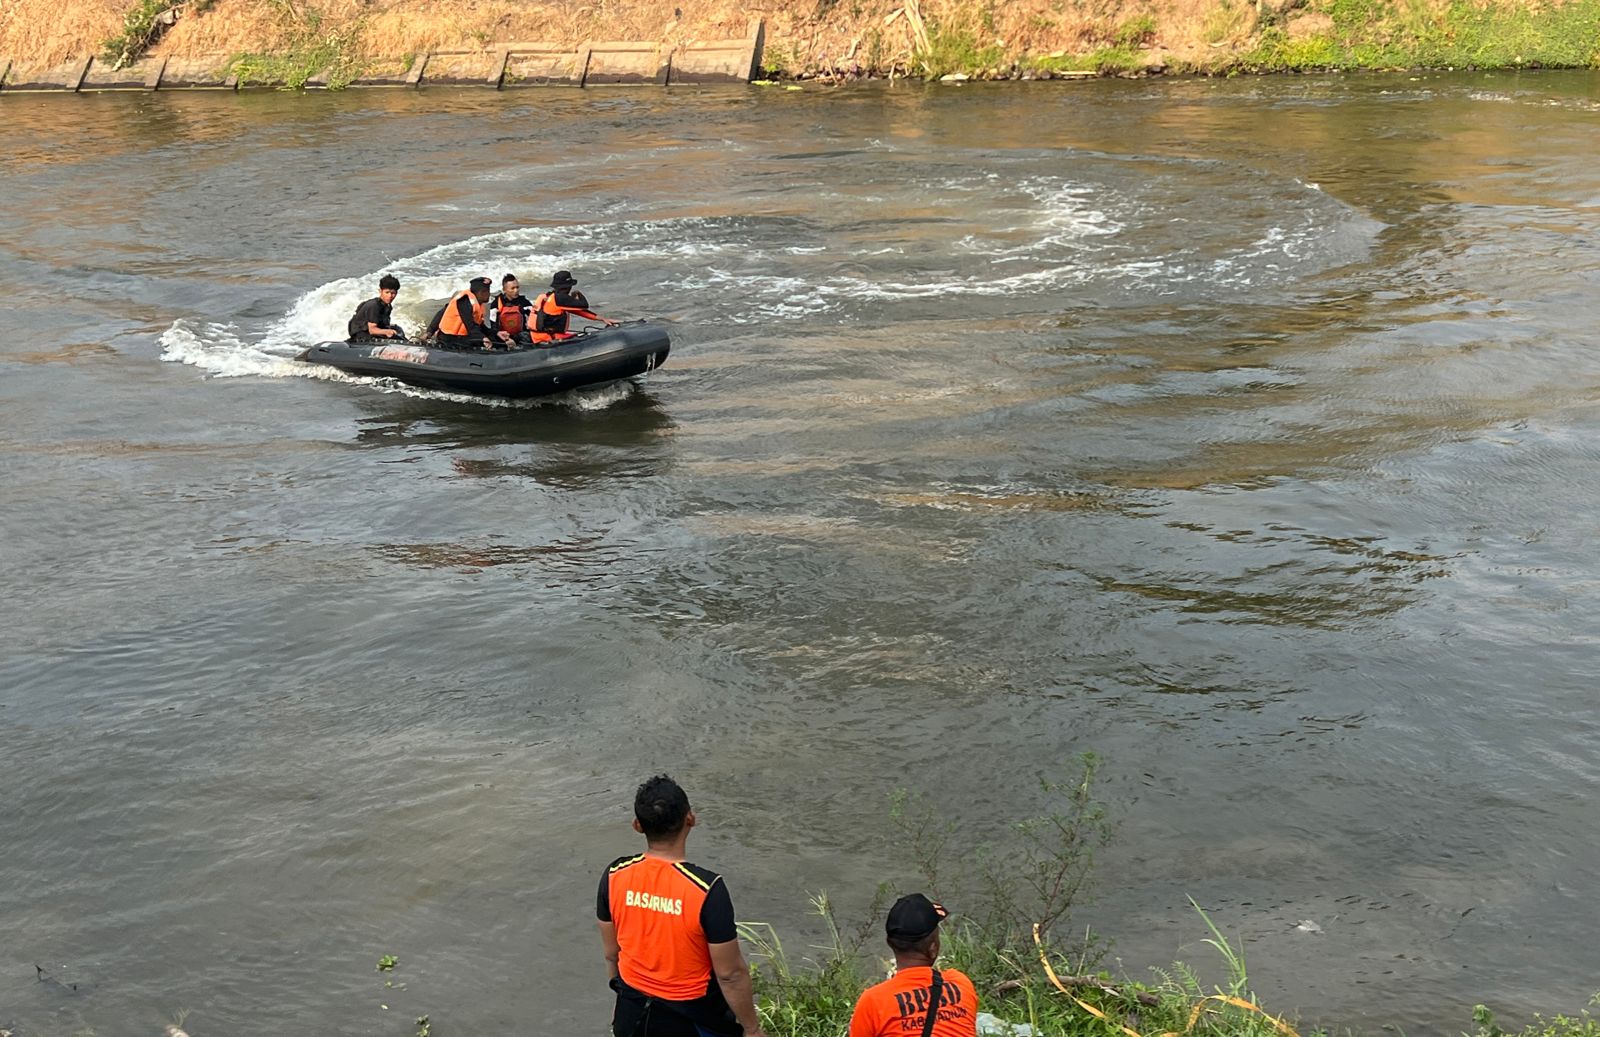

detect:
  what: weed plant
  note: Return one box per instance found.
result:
[227,0,365,88]
[101,0,214,69]
[1470,999,1600,1037]
[745,755,1323,1037]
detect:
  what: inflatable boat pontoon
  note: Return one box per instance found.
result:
[295,321,670,398]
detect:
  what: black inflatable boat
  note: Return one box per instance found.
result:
[295,321,670,398]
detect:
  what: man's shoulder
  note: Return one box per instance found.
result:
[672,860,723,891]
[943,967,977,991]
[604,853,648,875]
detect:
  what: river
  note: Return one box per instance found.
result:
[2,71,1598,1036]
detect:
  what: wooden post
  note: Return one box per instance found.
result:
[70,55,93,92]
[744,18,766,82]
[574,44,593,87]
[655,44,674,85]
[143,55,168,89]
[405,51,430,85]
[486,48,510,87]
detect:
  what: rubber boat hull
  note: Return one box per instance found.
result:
[294,322,670,398]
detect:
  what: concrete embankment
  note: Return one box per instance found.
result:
[1,0,1597,92]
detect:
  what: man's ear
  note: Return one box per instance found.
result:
[632,818,644,835]
[685,809,697,831]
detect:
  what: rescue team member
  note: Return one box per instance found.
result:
[488,273,534,347]
[347,274,406,343]
[430,276,512,350]
[532,270,618,344]
[597,775,767,1037]
[848,895,978,1037]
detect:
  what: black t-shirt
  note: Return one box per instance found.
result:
[347,296,394,341]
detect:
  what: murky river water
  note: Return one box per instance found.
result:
[3,72,1599,1036]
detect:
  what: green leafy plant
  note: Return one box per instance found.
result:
[1469,996,1600,1037]
[376,954,399,972]
[227,0,366,89]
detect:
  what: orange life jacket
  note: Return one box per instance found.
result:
[495,293,527,337]
[438,290,485,337]
[531,291,570,341]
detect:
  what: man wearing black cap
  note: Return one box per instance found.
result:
[431,276,513,350]
[532,270,617,344]
[847,894,978,1037]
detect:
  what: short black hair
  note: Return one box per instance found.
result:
[379,274,400,291]
[634,774,691,839]
[502,273,518,285]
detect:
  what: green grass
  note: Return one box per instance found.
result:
[746,897,1319,1037]
[1235,0,1600,71]
[1031,45,1146,74]
[917,28,1008,77]
[224,0,366,89]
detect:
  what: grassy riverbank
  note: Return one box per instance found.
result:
[737,759,1600,1037]
[746,904,1600,1037]
[3,0,1599,82]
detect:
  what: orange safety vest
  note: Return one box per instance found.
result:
[605,855,720,1001]
[495,294,526,337]
[531,291,571,341]
[438,290,485,337]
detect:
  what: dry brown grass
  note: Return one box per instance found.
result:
[0,0,127,68]
[4,0,1576,78]
[0,0,1188,72]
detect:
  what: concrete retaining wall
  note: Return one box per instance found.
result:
[0,20,763,93]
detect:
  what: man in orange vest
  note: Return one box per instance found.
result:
[848,895,979,1037]
[431,276,512,350]
[532,270,618,344]
[488,273,535,347]
[597,775,767,1037]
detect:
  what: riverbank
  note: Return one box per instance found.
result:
[747,907,1600,1037]
[2,0,1598,86]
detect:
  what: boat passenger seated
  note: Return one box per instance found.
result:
[431,276,512,351]
[531,270,618,344]
[347,274,406,343]
[488,273,535,348]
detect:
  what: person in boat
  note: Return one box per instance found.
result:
[596,774,766,1037]
[487,273,535,347]
[847,894,978,1037]
[430,276,512,350]
[346,274,406,343]
[532,270,618,345]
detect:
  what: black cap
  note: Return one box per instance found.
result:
[551,270,577,288]
[886,893,949,942]
[470,276,493,291]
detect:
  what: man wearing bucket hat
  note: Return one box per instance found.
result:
[848,894,979,1037]
[531,270,618,344]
